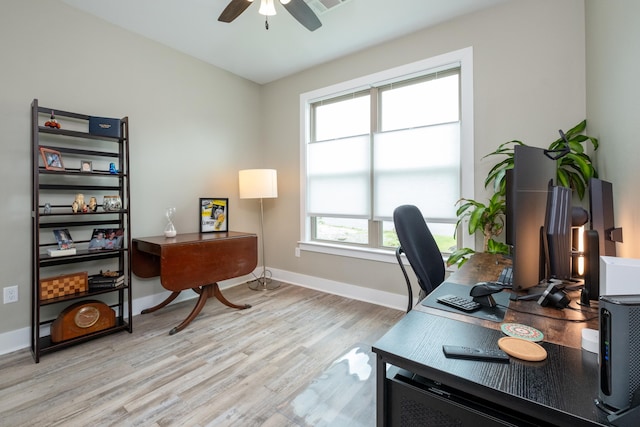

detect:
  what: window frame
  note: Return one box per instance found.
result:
[298,47,476,263]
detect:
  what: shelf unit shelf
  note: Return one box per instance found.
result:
[31,99,132,363]
[39,285,129,306]
[37,316,130,356]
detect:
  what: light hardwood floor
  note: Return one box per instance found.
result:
[0,283,404,426]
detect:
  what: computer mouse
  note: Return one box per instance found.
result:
[470,282,504,297]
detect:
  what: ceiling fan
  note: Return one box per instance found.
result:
[218,0,322,31]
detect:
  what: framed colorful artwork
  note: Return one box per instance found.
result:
[199,198,228,233]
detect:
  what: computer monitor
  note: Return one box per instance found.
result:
[543,184,572,281]
[589,178,622,257]
[581,178,623,304]
[506,145,557,291]
[581,229,600,304]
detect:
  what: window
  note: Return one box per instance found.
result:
[300,48,475,262]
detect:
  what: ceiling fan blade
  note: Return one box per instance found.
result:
[282,0,322,31]
[218,0,253,23]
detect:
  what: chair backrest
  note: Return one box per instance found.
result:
[393,205,445,296]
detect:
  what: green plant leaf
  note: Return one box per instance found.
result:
[468,206,486,234]
[485,158,513,187]
[486,239,510,255]
[567,140,585,154]
[454,198,481,238]
[565,152,594,181]
[446,247,476,268]
[483,140,525,158]
[456,198,480,217]
[572,174,587,200]
[556,167,570,188]
[565,119,587,136]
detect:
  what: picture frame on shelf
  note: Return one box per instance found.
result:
[53,228,75,250]
[39,147,64,171]
[200,198,228,233]
[88,228,124,250]
[80,160,92,173]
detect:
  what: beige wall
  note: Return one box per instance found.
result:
[0,0,262,334]
[261,0,587,295]
[586,0,640,258]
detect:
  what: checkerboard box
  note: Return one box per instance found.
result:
[40,271,88,300]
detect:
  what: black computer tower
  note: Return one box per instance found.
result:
[599,295,640,411]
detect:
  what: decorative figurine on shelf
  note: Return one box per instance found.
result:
[44,110,61,129]
[43,203,51,214]
[88,197,97,212]
[109,163,118,174]
[72,193,86,213]
[164,207,177,237]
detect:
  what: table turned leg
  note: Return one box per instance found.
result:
[168,287,210,335]
[141,290,181,314]
[167,283,251,335]
[212,282,252,310]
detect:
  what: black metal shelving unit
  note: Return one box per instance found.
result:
[30,99,132,363]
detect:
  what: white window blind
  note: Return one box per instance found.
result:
[308,68,461,222]
[300,47,475,258]
[373,122,460,220]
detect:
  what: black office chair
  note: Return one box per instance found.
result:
[393,205,445,312]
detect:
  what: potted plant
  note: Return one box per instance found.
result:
[447,120,599,268]
[447,192,509,267]
[484,120,599,199]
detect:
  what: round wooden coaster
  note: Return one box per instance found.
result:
[501,323,544,342]
[498,337,548,361]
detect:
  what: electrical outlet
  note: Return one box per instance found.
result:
[3,286,18,304]
[295,247,301,257]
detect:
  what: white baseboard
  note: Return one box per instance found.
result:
[0,268,406,357]
[0,327,31,356]
[270,268,408,311]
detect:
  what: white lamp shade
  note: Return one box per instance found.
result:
[239,169,278,199]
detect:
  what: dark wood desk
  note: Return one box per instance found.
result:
[132,231,257,334]
[417,252,599,349]
[373,253,607,426]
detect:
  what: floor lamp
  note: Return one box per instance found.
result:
[239,169,280,291]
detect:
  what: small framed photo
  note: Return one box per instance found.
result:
[53,228,74,250]
[88,228,124,250]
[80,160,92,173]
[200,198,228,233]
[39,147,64,171]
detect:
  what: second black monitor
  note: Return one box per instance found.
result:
[506,145,557,291]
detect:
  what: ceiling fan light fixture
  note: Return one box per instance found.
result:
[259,0,277,16]
[218,0,322,32]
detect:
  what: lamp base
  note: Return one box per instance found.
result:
[248,277,280,291]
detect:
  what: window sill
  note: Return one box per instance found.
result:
[298,241,454,272]
[298,241,398,264]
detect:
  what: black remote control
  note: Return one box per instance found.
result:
[442,345,510,362]
[436,294,481,312]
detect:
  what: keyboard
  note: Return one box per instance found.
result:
[498,266,513,286]
[436,294,481,312]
